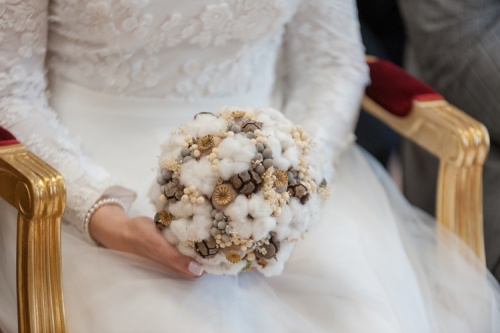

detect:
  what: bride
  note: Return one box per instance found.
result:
[1,0,499,332]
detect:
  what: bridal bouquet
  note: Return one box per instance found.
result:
[149,107,330,276]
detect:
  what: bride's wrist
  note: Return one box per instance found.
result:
[86,197,127,245]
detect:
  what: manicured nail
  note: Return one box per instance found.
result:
[188,261,204,276]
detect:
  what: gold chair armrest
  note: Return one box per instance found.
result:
[0,144,68,333]
[362,96,489,262]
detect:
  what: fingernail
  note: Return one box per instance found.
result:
[188,261,204,276]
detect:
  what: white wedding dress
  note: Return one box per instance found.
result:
[1,0,500,332]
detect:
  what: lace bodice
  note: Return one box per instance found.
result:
[0,0,368,239]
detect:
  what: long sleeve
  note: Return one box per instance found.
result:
[0,0,136,240]
[282,0,369,182]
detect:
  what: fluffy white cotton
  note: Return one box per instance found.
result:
[217,159,237,181]
[248,193,273,218]
[192,201,212,217]
[180,158,219,196]
[159,133,185,157]
[188,215,212,240]
[184,114,227,137]
[169,201,194,218]
[229,218,253,239]
[224,195,249,221]
[170,218,190,243]
[282,146,300,169]
[260,242,294,277]
[252,216,277,240]
[216,136,256,180]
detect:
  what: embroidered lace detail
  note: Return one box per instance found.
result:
[47,0,296,96]
[0,0,131,237]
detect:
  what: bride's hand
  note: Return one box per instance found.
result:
[88,204,204,278]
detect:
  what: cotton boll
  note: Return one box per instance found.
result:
[258,107,289,123]
[178,243,197,258]
[217,158,236,180]
[265,135,283,158]
[273,155,291,171]
[276,204,293,228]
[275,226,292,240]
[184,114,227,138]
[180,158,219,196]
[282,146,300,169]
[188,215,212,240]
[169,200,194,218]
[148,178,165,212]
[217,136,256,178]
[170,218,190,243]
[248,192,273,218]
[216,137,241,159]
[255,112,273,125]
[252,216,277,240]
[275,131,294,151]
[229,218,253,239]
[217,135,256,164]
[160,133,185,157]
[260,242,294,277]
[224,195,249,221]
[288,198,311,234]
[192,201,212,218]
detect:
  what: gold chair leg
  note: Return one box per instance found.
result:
[362,96,488,262]
[437,161,486,263]
[0,145,67,333]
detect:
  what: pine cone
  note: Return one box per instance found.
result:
[241,120,263,133]
[255,232,280,260]
[163,180,184,204]
[195,237,220,258]
[287,183,310,204]
[231,170,262,195]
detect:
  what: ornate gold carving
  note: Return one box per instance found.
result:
[0,144,68,332]
[362,96,488,263]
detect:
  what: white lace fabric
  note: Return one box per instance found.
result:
[0,0,368,237]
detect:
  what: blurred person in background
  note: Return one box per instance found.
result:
[398,0,500,281]
[355,0,405,185]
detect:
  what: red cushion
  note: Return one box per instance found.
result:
[0,127,19,147]
[365,59,444,117]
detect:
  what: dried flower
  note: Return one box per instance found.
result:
[154,210,173,230]
[160,157,182,179]
[274,170,288,187]
[213,184,234,205]
[197,135,214,150]
[231,111,246,118]
[226,251,242,264]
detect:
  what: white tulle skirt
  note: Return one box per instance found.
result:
[1,79,500,332]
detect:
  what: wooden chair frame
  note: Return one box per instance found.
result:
[362,57,488,262]
[0,143,67,332]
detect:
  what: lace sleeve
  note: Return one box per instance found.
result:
[0,0,136,241]
[283,0,369,182]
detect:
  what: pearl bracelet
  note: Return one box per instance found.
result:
[83,197,126,245]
